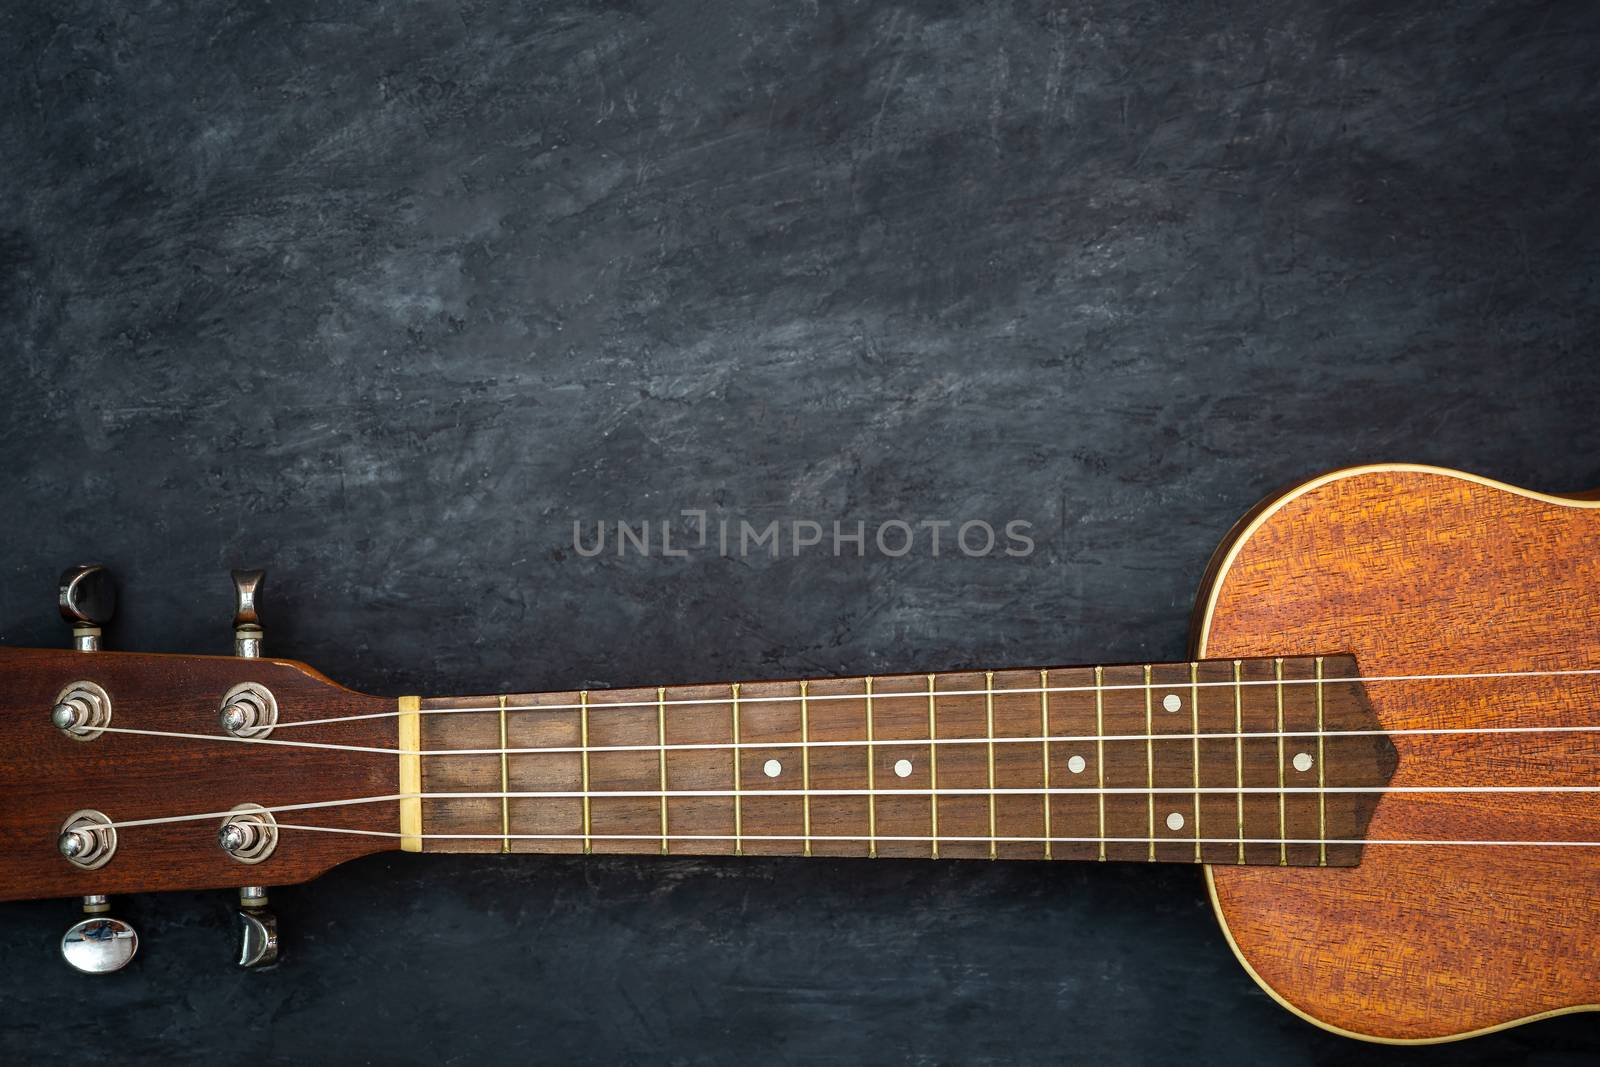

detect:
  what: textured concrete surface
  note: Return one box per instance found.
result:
[2,1,1599,1063]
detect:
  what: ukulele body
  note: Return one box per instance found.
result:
[1194,464,1600,1042]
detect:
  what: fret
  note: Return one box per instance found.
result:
[1316,657,1327,867]
[737,681,803,856]
[1275,660,1286,866]
[871,675,932,859]
[1149,663,1197,863]
[800,680,812,857]
[657,687,669,855]
[731,683,743,856]
[927,674,939,860]
[579,690,592,854]
[1095,666,1106,862]
[1190,662,1201,863]
[985,671,997,861]
[1144,664,1155,862]
[1040,669,1052,860]
[1233,660,1244,864]
[865,677,877,858]
[497,695,510,855]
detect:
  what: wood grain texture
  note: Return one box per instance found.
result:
[1197,465,1600,1043]
[0,648,395,903]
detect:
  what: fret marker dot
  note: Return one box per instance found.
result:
[763,759,782,778]
[1166,811,1185,831]
[1162,693,1182,713]
[1293,752,1313,773]
[894,759,913,778]
[1067,754,1087,774]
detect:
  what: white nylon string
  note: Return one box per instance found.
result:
[271,825,1600,848]
[96,785,1600,831]
[76,720,1600,758]
[265,665,1600,729]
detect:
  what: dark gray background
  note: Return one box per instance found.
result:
[3,0,1599,1063]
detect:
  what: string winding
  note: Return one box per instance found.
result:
[266,665,1600,729]
[75,720,1600,758]
[93,785,1600,832]
[272,825,1600,849]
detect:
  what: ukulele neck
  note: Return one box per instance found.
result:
[405,655,1394,866]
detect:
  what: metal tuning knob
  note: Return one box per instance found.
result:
[235,886,279,968]
[61,895,138,974]
[59,564,115,652]
[230,568,265,658]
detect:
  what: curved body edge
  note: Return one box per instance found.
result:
[1193,463,1600,1043]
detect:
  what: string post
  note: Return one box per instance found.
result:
[218,804,279,864]
[218,683,278,739]
[57,809,117,870]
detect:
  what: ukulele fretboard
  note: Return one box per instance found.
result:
[410,655,1396,866]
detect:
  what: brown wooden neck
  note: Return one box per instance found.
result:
[413,656,1394,866]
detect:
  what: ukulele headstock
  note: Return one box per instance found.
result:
[0,565,397,972]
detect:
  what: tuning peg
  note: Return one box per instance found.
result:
[60,895,137,974]
[235,886,279,968]
[58,564,115,652]
[230,569,265,658]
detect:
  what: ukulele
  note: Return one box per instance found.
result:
[5,463,1598,1045]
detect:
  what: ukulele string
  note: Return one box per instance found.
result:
[72,719,1600,758]
[88,784,1600,831]
[268,824,1600,849]
[264,665,1600,729]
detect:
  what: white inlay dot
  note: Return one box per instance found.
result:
[1293,752,1314,773]
[893,758,914,778]
[1166,811,1185,831]
[1067,754,1087,774]
[1162,693,1182,713]
[763,758,782,778]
